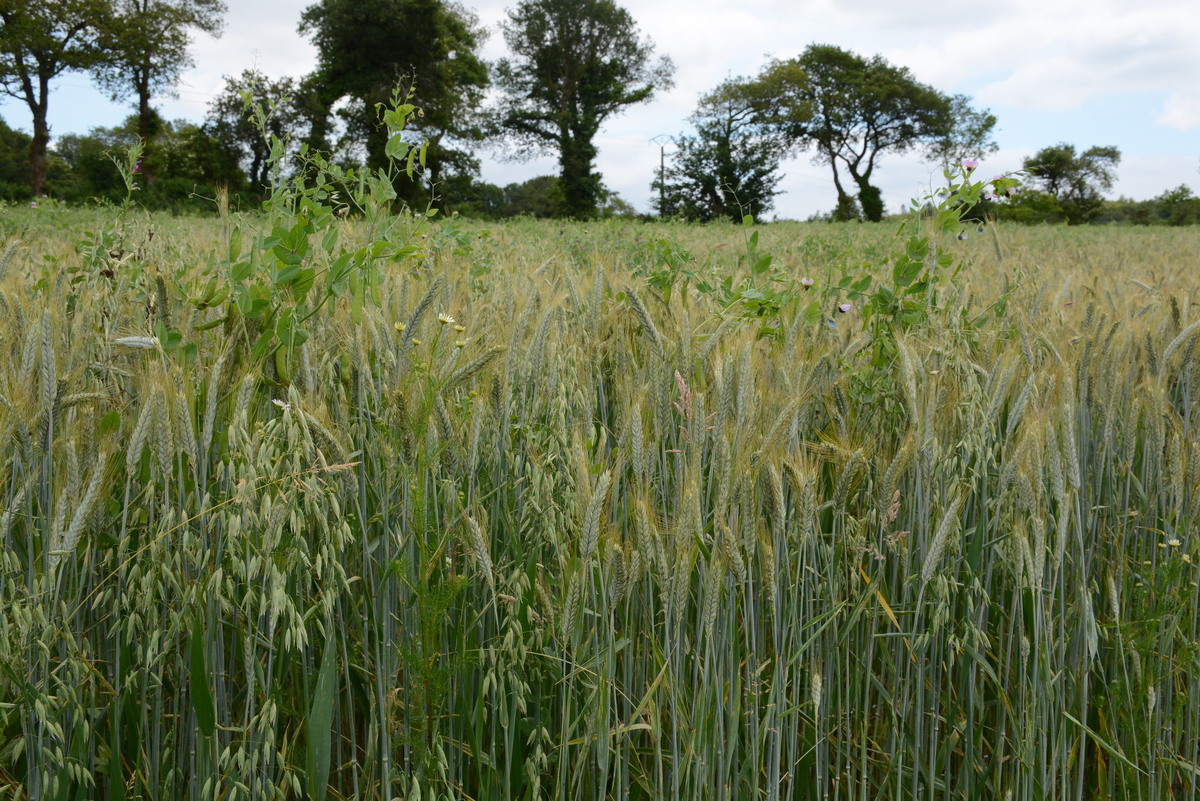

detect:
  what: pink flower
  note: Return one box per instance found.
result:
[961,159,979,172]
[801,277,814,290]
[837,303,852,314]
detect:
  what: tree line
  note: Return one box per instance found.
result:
[1,0,1195,223]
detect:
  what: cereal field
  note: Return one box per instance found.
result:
[1,195,1198,801]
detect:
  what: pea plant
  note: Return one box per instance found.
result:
[190,85,434,379]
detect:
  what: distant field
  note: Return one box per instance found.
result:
[1,204,1198,801]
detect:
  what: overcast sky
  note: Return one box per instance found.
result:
[3,0,1198,218]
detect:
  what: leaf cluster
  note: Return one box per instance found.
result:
[654,78,790,222]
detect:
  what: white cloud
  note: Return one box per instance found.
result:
[1157,90,1200,131]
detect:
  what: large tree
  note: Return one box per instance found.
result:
[206,70,301,192]
[299,0,489,202]
[493,0,674,218]
[1022,143,1120,224]
[0,0,106,195]
[654,76,791,222]
[90,0,225,184]
[927,93,998,169]
[757,46,994,222]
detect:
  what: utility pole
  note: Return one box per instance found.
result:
[650,134,673,217]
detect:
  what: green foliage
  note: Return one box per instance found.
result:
[205,70,302,193]
[0,0,108,194]
[1020,142,1121,224]
[90,0,226,181]
[0,114,33,199]
[115,85,434,382]
[865,164,1021,334]
[926,93,1000,168]
[653,78,787,222]
[50,114,244,209]
[641,164,1022,350]
[298,0,489,202]
[751,46,996,222]
[436,173,635,220]
[1097,184,1200,225]
[492,0,674,218]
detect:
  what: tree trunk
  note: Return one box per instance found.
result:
[27,80,50,197]
[559,132,599,219]
[137,75,155,186]
[827,159,857,221]
[29,116,50,197]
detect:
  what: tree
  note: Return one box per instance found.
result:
[206,70,301,192]
[1153,184,1200,226]
[1022,143,1120,224]
[0,112,31,196]
[298,0,489,202]
[0,0,106,195]
[492,0,674,218]
[757,46,993,222]
[927,93,998,168]
[654,78,789,222]
[89,0,225,184]
[91,0,224,184]
[53,113,244,207]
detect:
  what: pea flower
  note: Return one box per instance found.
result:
[837,303,852,314]
[961,159,979,172]
[801,277,814,290]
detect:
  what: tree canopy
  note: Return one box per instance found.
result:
[654,77,789,222]
[492,0,673,218]
[298,0,489,202]
[0,0,107,195]
[206,70,302,192]
[1019,143,1121,224]
[751,45,995,222]
[91,0,225,182]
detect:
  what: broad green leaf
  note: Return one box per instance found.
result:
[230,260,253,282]
[321,228,339,255]
[386,135,409,162]
[306,633,339,801]
[893,258,922,288]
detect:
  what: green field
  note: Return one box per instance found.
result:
[1,198,1198,800]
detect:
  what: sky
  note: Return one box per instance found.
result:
[2,0,1198,219]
